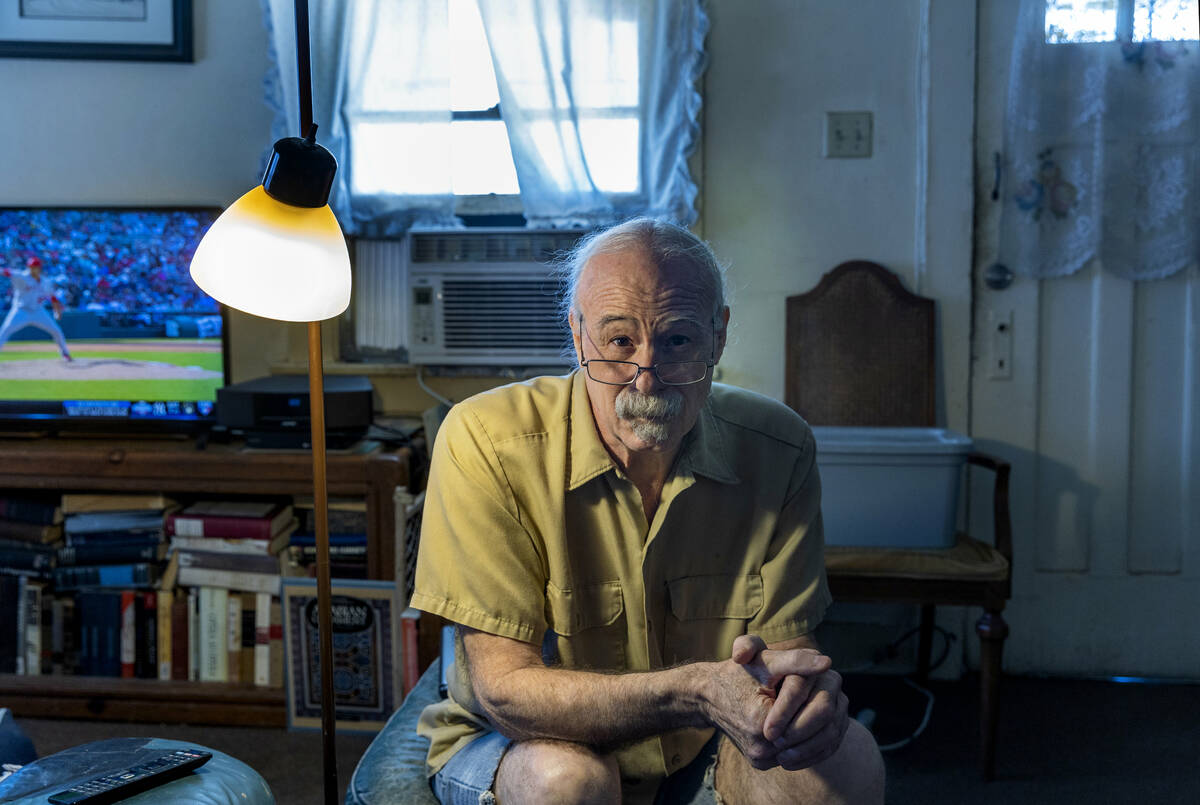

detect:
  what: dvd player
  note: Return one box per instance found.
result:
[216,375,373,449]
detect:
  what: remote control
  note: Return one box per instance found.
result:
[47,748,212,804]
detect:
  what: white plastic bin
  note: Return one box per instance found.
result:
[812,426,973,549]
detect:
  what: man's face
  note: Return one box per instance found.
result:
[572,245,728,459]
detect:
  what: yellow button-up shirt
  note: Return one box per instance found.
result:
[412,371,830,801]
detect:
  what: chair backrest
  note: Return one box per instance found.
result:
[785,260,935,427]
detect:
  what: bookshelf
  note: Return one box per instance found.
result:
[0,435,413,727]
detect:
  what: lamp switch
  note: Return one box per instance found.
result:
[824,111,873,158]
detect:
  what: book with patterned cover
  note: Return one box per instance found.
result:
[281,578,401,732]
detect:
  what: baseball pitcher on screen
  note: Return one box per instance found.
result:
[0,256,72,361]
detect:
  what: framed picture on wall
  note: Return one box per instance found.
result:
[0,0,192,62]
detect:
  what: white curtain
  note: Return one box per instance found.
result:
[1000,0,1200,280]
[261,0,458,236]
[261,0,706,234]
[477,0,707,228]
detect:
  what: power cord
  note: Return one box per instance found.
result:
[876,678,935,752]
[847,624,957,752]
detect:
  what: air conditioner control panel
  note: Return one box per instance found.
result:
[410,281,437,346]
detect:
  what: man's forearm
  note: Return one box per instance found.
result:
[473,660,714,749]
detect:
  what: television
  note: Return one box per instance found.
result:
[0,207,229,435]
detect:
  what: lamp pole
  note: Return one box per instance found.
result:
[293,1,339,801]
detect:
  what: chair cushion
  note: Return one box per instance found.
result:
[344,663,441,805]
[825,533,1009,581]
[0,738,274,804]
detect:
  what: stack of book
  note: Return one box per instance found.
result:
[0,492,62,581]
[53,494,172,592]
[0,494,64,676]
[54,494,173,678]
[290,497,369,579]
[163,500,297,686]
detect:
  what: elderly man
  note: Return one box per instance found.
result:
[412,218,884,804]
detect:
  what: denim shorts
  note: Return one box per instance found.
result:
[431,729,723,805]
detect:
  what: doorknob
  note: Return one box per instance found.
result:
[984,263,1014,290]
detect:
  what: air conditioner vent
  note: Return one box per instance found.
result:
[441,279,563,350]
[411,230,584,264]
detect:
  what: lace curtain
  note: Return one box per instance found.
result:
[260,0,707,234]
[1000,0,1200,280]
[260,0,458,236]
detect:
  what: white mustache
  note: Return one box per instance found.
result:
[616,388,683,421]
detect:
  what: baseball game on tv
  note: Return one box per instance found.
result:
[0,207,228,433]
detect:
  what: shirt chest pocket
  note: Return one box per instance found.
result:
[546,580,626,670]
[664,574,764,664]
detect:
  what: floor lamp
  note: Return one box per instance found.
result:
[189,2,348,802]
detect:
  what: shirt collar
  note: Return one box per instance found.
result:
[566,371,740,490]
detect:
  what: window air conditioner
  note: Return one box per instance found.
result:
[386,228,584,366]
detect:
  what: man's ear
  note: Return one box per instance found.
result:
[714,306,730,363]
[569,313,584,365]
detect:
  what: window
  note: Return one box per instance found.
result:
[1045,0,1198,44]
[347,0,639,205]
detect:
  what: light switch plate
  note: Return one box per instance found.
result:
[824,111,873,158]
[987,309,1013,380]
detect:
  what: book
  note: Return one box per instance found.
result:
[57,537,164,567]
[282,578,401,732]
[198,586,229,682]
[288,532,368,557]
[167,501,293,540]
[22,581,45,676]
[294,497,368,535]
[64,510,164,536]
[119,590,137,678]
[61,493,176,514]
[269,597,284,689]
[253,592,271,687]
[226,593,242,684]
[0,494,63,526]
[157,589,174,681]
[171,593,189,681]
[177,548,281,576]
[64,527,163,546]
[50,595,76,675]
[0,518,62,544]
[176,565,281,596]
[187,588,199,681]
[240,592,256,684]
[169,535,273,556]
[137,591,157,679]
[0,542,55,575]
[76,591,121,677]
[400,607,421,696]
[38,590,52,674]
[53,562,161,592]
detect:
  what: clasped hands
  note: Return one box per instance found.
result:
[707,634,850,772]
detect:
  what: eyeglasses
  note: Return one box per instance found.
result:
[578,314,715,386]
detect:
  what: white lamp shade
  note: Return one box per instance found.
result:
[190,185,351,322]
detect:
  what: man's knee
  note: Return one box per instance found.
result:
[496,739,620,805]
[716,720,884,805]
[814,719,885,804]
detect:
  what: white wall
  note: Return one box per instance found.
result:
[702,0,974,434]
[0,0,288,383]
[0,2,270,206]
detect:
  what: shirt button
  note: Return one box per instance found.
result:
[671,753,682,767]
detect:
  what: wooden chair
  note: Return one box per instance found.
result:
[786,260,1012,780]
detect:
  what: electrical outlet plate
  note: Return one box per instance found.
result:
[824,111,873,158]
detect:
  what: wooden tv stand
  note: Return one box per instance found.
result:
[0,434,413,727]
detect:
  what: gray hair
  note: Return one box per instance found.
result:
[557,218,729,332]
